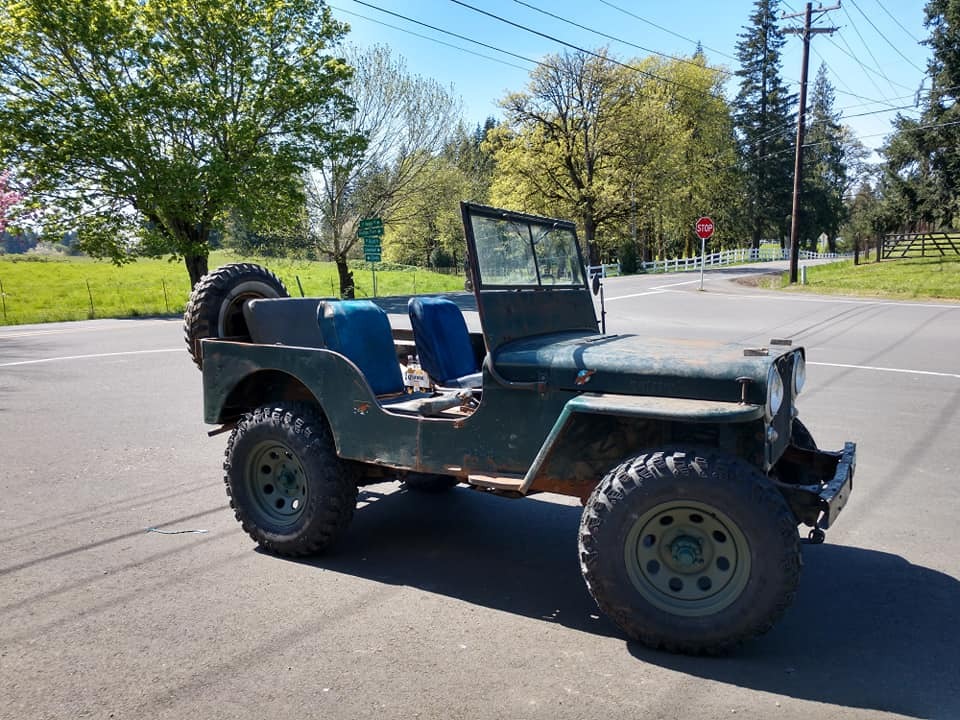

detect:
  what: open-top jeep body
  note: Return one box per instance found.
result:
[189,202,856,654]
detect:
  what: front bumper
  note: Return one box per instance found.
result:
[817,442,856,528]
[774,441,857,529]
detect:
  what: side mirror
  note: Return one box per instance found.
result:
[592,272,601,296]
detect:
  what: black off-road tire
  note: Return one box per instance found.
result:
[402,473,460,493]
[183,263,288,369]
[578,449,801,655]
[224,403,357,556]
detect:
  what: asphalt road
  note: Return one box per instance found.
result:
[2,263,959,720]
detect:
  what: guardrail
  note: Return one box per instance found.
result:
[590,247,851,277]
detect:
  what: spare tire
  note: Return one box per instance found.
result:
[183,263,289,369]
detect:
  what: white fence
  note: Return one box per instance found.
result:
[589,247,851,277]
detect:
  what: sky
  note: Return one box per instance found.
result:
[329,0,932,162]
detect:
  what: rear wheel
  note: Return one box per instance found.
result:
[224,403,356,556]
[183,263,288,369]
[579,449,800,654]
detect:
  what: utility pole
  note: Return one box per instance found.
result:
[783,2,838,284]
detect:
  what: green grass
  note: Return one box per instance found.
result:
[770,255,960,300]
[0,250,467,326]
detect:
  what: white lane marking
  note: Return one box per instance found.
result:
[0,348,181,368]
[0,319,177,340]
[662,289,960,310]
[809,361,960,379]
[607,279,700,301]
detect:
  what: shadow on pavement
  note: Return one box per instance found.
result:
[287,486,959,719]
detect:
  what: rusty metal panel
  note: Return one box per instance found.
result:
[202,339,576,478]
[521,393,765,496]
[494,331,787,406]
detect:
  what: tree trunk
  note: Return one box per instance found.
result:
[854,238,860,265]
[185,252,209,289]
[336,256,355,298]
[582,213,599,266]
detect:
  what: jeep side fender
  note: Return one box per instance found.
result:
[521,393,765,497]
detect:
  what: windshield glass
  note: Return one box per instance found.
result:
[469,214,586,288]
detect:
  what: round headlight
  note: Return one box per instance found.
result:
[767,365,784,419]
[792,352,806,395]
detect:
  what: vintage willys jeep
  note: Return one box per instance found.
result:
[186,202,855,654]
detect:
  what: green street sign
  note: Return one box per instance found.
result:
[357,227,384,239]
[364,252,382,262]
[362,237,382,248]
[358,217,383,230]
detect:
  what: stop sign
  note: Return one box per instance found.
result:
[695,216,715,240]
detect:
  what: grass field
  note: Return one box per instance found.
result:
[774,255,960,300]
[0,251,467,325]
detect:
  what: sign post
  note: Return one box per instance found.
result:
[695,216,715,291]
[358,218,384,296]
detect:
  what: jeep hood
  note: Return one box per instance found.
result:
[492,331,785,405]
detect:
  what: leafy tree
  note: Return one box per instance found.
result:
[306,45,462,297]
[618,55,743,260]
[385,121,495,269]
[488,49,742,264]
[733,0,796,248]
[0,0,361,286]
[490,49,629,264]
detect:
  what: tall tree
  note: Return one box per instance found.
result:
[305,45,461,297]
[881,0,960,230]
[0,0,361,286]
[490,49,629,264]
[733,0,796,248]
[801,64,865,251]
[618,55,743,260]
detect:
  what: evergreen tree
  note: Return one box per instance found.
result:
[879,0,960,231]
[802,64,851,251]
[733,0,796,248]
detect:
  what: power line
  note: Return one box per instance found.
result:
[446,0,718,96]
[348,0,556,71]
[848,0,925,73]
[826,32,897,101]
[331,5,534,72]
[510,0,734,79]
[840,3,903,96]
[593,0,738,63]
[872,0,923,45]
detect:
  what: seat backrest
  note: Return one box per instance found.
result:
[242,298,326,347]
[318,300,404,396]
[408,297,478,384]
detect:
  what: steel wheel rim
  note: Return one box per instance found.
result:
[245,440,308,527]
[624,500,751,617]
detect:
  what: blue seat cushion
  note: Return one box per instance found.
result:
[408,297,479,385]
[318,300,404,396]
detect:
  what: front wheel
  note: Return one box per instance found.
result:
[579,449,800,654]
[224,403,357,556]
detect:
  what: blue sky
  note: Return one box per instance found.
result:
[330,0,931,161]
